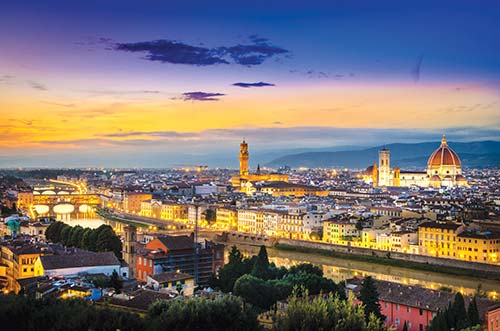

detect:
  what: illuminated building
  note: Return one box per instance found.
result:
[456,231,500,264]
[215,207,238,231]
[418,221,464,258]
[322,219,359,245]
[123,192,152,213]
[231,139,289,191]
[364,135,468,188]
[0,244,48,293]
[136,235,224,286]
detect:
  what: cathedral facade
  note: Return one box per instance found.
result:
[363,136,468,188]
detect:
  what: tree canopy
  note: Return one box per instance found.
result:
[45,222,122,258]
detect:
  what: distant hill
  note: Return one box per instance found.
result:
[266,141,500,169]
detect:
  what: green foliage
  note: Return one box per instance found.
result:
[44,222,122,258]
[216,245,252,292]
[214,246,343,310]
[0,294,144,331]
[275,288,388,331]
[234,274,282,309]
[147,294,259,331]
[467,297,480,327]
[287,263,323,277]
[251,246,270,279]
[204,209,217,224]
[359,276,384,322]
[429,293,481,331]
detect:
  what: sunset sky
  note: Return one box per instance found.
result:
[1,0,499,167]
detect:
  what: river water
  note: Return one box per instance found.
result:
[234,244,500,301]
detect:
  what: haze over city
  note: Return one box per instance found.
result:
[1,0,499,167]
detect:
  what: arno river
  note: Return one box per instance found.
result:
[66,218,500,301]
[233,244,500,301]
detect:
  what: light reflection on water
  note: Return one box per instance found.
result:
[229,244,500,301]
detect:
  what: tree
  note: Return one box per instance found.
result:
[147,294,259,331]
[96,227,122,258]
[80,228,93,250]
[59,225,72,246]
[359,276,384,322]
[68,225,84,247]
[109,270,123,293]
[288,263,323,277]
[233,274,279,310]
[204,209,216,224]
[467,296,480,327]
[402,321,408,331]
[275,288,387,331]
[217,246,250,292]
[251,245,270,279]
[451,292,469,330]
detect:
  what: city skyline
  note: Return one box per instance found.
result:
[1,0,500,167]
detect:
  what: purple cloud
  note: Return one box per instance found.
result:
[114,37,289,66]
[180,91,225,101]
[232,81,275,88]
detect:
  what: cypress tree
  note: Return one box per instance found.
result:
[251,246,270,279]
[451,292,468,330]
[402,321,408,331]
[467,296,480,327]
[359,276,384,322]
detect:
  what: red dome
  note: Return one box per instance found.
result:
[427,135,461,168]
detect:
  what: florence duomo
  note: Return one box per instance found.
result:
[363,135,468,188]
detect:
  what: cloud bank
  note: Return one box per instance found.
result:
[114,37,289,66]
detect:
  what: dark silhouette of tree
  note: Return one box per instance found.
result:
[251,245,270,279]
[359,276,384,322]
[109,270,123,293]
[467,296,480,327]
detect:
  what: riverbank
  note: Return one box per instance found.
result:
[216,232,500,281]
[96,209,150,229]
[274,243,500,281]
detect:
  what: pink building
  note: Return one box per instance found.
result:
[347,278,498,331]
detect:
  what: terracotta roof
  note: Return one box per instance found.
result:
[149,271,193,284]
[40,251,119,270]
[419,221,462,230]
[157,235,194,251]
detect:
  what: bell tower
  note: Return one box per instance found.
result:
[122,225,137,279]
[239,139,249,177]
[378,148,390,186]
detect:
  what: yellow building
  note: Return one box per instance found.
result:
[161,203,188,222]
[418,221,464,258]
[323,219,359,245]
[17,191,34,210]
[456,232,500,264]
[1,244,48,293]
[237,209,265,234]
[231,140,289,189]
[123,192,152,213]
[216,207,238,231]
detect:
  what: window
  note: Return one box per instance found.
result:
[419,308,423,316]
[407,306,411,313]
[395,318,400,326]
[149,260,152,267]
[396,304,400,311]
